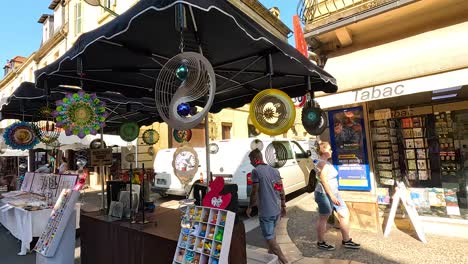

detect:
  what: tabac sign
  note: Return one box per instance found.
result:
[316,68,468,108]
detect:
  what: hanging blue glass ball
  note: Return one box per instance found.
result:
[175,64,189,81]
[177,103,191,117]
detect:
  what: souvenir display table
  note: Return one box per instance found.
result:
[80,206,246,264]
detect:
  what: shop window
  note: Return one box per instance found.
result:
[101,0,116,13]
[221,122,231,140]
[74,1,82,36]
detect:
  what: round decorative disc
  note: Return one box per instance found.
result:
[3,122,39,150]
[209,143,219,154]
[125,153,135,163]
[142,129,160,145]
[305,111,328,135]
[173,129,192,143]
[302,106,323,129]
[265,142,288,168]
[53,92,108,139]
[249,89,296,136]
[90,139,107,149]
[119,122,139,142]
[172,143,199,185]
[250,139,264,151]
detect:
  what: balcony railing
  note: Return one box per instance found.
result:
[297,0,398,24]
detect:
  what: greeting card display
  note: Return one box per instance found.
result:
[174,206,235,264]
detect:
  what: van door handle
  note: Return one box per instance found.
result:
[292,161,296,164]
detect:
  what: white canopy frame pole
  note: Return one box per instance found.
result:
[204,115,211,184]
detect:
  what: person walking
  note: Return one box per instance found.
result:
[246,149,288,264]
[314,141,360,250]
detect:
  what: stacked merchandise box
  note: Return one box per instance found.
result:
[173,206,235,264]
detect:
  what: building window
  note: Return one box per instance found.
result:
[74,1,82,35]
[101,0,116,13]
[221,123,231,140]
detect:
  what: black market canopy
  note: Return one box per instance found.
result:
[0,82,159,134]
[34,0,337,114]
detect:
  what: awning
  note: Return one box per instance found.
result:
[0,82,160,134]
[34,0,337,114]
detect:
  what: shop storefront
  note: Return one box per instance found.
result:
[316,68,468,220]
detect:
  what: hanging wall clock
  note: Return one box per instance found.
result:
[142,129,159,145]
[3,121,39,150]
[172,143,199,186]
[173,129,192,143]
[119,122,140,142]
[53,91,108,139]
[249,89,296,136]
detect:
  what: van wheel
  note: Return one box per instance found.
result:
[305,170,317,193]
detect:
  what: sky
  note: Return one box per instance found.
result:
[0,0,50,68]
[0,0,297,69]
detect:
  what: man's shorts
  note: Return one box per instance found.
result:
[259,215,280,240]
[314,191,347,215]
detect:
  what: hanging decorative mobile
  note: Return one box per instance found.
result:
[302,95,327,135]
[3,121,39,150]
[173,129,192,143]
[142,129,160,145]
[53,91,108,139]
[155,52,216,130]
[33,106,61,144]
[119,122,140,142]
[249,89,296,136]
[265,142,288,168]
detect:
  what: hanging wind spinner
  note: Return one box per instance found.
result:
[53,91,108,139]
[3,121,39,150]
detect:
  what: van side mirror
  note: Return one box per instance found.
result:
[306,150,312,157]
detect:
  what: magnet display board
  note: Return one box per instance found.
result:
[34,189,80,257]
[173,206,235,264]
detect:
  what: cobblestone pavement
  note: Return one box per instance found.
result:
[286,193,468,264]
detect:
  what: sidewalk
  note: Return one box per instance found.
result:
[247,217,363,264]
[246,192,363,264]
[281,193,468,264]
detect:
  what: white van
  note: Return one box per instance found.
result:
[152,138,317,205]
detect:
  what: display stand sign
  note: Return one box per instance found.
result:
[27,173,78,201]
[21,172,35,191]
[328,106,371,191]
[173,206,235,264]
[89,148,113,166]
[34,189,80,263]
[384,182,427,243]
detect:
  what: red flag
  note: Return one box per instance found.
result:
[293,15,308,57]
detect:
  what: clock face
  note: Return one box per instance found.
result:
[175,151,196,172]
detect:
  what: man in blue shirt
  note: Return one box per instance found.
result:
[246,149,288,264]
